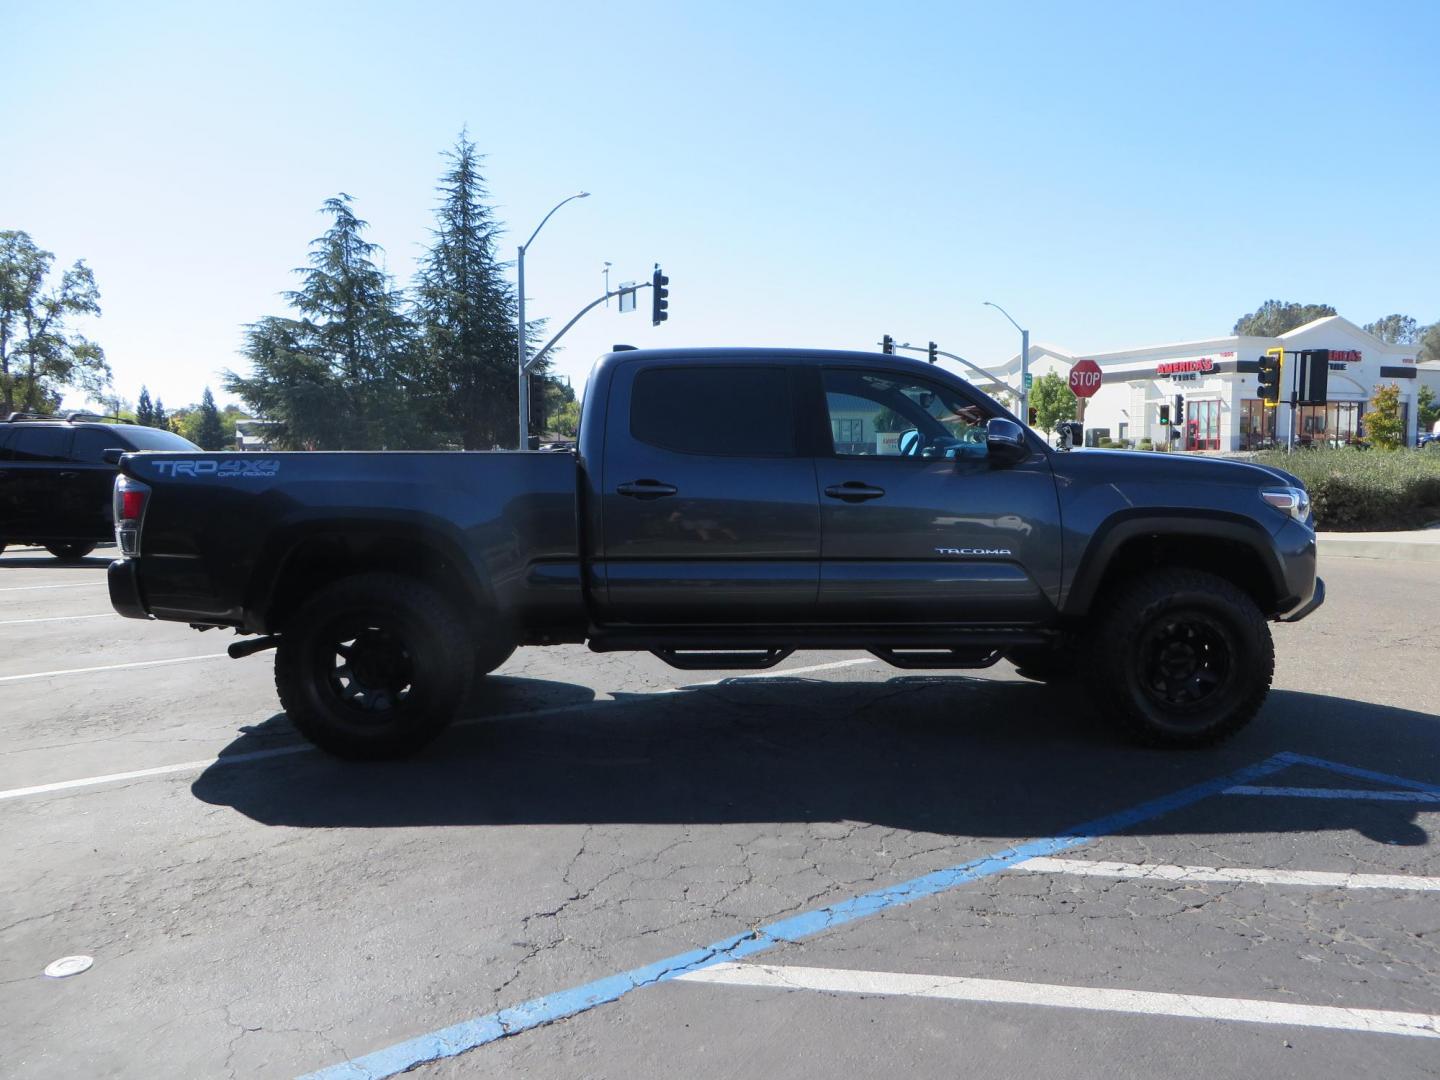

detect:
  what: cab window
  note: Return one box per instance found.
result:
[630,366,794,457]
[70,428,131,463]
[822,370,990,458]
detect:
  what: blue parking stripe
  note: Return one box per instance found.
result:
[1273,751,1440,794]
[300,751,1298,1080]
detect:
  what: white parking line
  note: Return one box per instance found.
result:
[677,962,1440,1039]
[1015,857,1440,891]
[1225,784,1440,803]
[0,613,114,627]
[0,653,230,684]
[0,745,311,801]
[0,581,105,593]
[0,654,881,802]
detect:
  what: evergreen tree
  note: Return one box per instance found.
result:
[153,397,169,430]
[136,386,155,427]
[1366,384,1405,450]
[413,132,524,449]
[196,387,226,449]
[225,195,421,449]
[1232,300,1337,337]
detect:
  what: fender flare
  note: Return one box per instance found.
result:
[1062,510,1285,616]
[243,513,495,632]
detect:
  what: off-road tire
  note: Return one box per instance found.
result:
[475,639,516,679]
[274,573,473,760]
[1083,569,1273,748]
[1005,643,1076,684]
[46,542,96,561]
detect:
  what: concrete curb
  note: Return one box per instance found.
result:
[1319,534,1440,562]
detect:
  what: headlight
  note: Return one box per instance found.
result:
[1261,485,1311,523]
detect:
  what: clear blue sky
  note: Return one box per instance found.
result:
[4,0,1437,412]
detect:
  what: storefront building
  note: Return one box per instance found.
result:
[980,316,1439,451]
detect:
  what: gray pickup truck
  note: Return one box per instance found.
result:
[108,347,1322,758]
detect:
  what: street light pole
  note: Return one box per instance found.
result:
[984,301,1030,423]
[517,191,589,449]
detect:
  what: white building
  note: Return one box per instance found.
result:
[981,316,1438,451]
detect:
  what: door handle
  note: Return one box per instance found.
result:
[617,479,679,500]
[57,471,80,480]
[824,482,886,503]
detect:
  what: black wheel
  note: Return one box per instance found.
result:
[274,573,473,760]
[475,638,516,679]
[1083,569,1273,748]
[1005,643,1075,684]
[46,542,96,561]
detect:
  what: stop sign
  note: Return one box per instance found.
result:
[1069,359,1102,398]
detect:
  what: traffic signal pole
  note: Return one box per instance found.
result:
[528,282,653,372]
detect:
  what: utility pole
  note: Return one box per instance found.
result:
[984,301,1031,423]
[516,192,590,449]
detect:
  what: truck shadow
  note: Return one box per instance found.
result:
[192,678,1439,845]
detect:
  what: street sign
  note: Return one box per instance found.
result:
[617,283,637,313]
[1023,373,1033,389]
[1069,359,1102,399]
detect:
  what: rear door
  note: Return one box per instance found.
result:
[65,428,130,539]
[811,366,1061,624]
[596,360,820,624]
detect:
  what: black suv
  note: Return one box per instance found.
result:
[0,413,199,560]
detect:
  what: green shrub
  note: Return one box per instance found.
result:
[1252,447,1440,530]
[1138,438,1154,450]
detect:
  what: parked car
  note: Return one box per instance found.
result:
[0,413,199,560]
[108,348,1322,758]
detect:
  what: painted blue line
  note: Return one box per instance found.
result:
[299,752,1294,1080]
[1272,752,1440,795]
[1226,785,1440,803]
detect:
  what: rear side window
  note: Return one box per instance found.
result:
[629,366,793,456]
[123,426,200,451]
[0,428,11,461]
[10,427,71,461]
[70,428,132,463]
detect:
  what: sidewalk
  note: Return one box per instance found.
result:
[1318,527,1440,562]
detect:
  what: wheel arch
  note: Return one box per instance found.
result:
[1064,512,1286,618]
[246,518,496,636]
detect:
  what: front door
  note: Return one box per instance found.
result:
[597,361,820,624]
[812,367,1061,624]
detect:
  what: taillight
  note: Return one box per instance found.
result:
[113,475,151,556]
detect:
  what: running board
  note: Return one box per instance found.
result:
[651,648,795,671]
[869,647,1003,670]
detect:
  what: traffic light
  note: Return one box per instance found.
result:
[650,266,669,326]
[1257,350,1282,405]
[881,334,894,355]
[927,341,938,364]
[1158,404,1170,425]
[1174,394,1185,426]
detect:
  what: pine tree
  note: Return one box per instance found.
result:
[225,195,421,449]
[196,386,226,449]
[153,397,169,430]
[414,132,523,449]
[136,386,155,427]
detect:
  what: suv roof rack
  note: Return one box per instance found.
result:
[65,411,133,423]
[2,411,133,424]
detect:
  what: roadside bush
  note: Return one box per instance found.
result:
[1138,438,1154,450]
[1252,447,1440,530]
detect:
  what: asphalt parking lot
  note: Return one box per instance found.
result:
[3,547,1439,1079]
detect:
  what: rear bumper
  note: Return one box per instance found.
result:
[108,558,150,620]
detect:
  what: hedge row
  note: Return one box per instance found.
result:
[1251,447,1440,531]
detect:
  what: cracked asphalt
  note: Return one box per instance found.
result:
[2,547,1438,1079]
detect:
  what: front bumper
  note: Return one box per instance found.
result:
[108,558,150,620]
[1279,576,1325,623]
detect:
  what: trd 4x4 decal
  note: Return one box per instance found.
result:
[153,459,280,479]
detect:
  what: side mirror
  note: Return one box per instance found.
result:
[985,418,1029,465]
[103,448,125,465]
